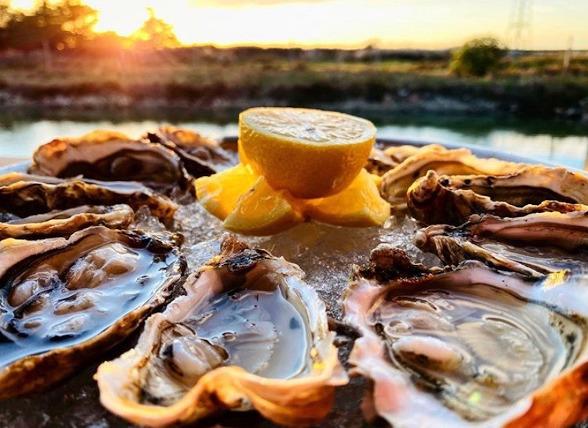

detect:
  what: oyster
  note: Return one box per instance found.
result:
[366,148,398,176]
[414,223,552,278]
[380,145,520,208]
[0,204,133,240]
[414,211,588,280]
[407,168,588,225]
[366,145,422,176]
[0,172,177,224]
[29,130,192,193]
[95,236,346,427]
[344,245,588,427]
[147,126,237,177]
[0,225,185,399]
[418,210,588,252]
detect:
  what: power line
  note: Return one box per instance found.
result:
[507,0,533,51]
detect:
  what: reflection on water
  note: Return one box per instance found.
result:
[0,116,586,169]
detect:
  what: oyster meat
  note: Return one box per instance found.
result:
[0,172,177,224]
[95,236,346,427]
[380,144,520,209]
[0,225,185,399]
[147,126,237,177]
[407,168,588,225]
[29,130,192,193]
[344,245,588,427]
[0,204,133,239]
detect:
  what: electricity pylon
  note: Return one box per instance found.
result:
[507,0,533,51]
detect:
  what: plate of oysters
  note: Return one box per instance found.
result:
[1,107,587,428]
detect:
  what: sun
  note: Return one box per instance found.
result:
[84,0,152,36]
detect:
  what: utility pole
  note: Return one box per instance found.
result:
[563,36,574,73]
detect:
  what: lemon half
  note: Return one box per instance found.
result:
[239,107,376,198]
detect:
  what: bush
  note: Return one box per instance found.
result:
[450,37,506,77]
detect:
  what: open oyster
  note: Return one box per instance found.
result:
[407,168,588,225]
[344,245,588,427]
[95,236,346,427]
[0,204,133,239]
[29,130,192,193]
[0,226,185,399]
[0,172,177,223]
[380,145,520,208]
[147,126,237,177]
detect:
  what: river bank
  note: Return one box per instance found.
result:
[1,52,587,121]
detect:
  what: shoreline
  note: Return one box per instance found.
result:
[0,94,586,124]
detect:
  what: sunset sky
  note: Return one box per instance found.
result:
[10,0,588,50]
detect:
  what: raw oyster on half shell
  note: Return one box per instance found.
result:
[29,130,192,194]
[95,236,347,427]
[344,245,588,427]
[0,226,186,399]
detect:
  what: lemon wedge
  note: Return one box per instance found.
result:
[194,164,257,220]
[304,169,390,227]
[224,176,304,235]
[239,107,376,198]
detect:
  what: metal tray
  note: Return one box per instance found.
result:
[0,138,555,428]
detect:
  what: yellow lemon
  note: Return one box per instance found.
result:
[194,164,257,220]
[224,176,304,235]
[239,107,376,198]
[304,169,390,227]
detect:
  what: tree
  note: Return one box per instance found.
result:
[0,0,97,52]
[0,1,10,27]
[131,8,180,49]
[450,37,506,77]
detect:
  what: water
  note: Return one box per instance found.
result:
[0,115,587,168]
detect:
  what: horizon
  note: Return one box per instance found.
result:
[7,0,588,51]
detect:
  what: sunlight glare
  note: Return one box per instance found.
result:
[84,0,150,35]
[8,0,588,49]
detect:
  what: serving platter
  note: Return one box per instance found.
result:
[0,136,583,428]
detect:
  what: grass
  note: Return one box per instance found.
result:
[0,49,586,119]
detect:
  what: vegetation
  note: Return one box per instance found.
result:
[450,37,506,77]
[0,0,176,53]
[0,3,585,120]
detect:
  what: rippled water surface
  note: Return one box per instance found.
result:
[0,115,586,168]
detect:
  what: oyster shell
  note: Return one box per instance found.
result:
[418,210,588,253]
[0,225,185,399]
[0,204,133,239]
[380,145,520,209]
[366,148,398,176]
[0,172,177,224]
[147,126,237,177]
[95,236,347,427]
[407,168,588,225]
[366,145,422,176]
[344,245,588,427]
[29,130,192,193]
[414,223,552,278]
[414,210,588,280]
